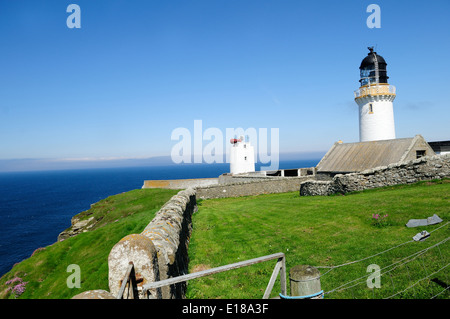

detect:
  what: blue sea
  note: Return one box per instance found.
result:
[0,159,319,277]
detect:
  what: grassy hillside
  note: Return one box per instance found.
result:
[187,179,450,299]
[2,180,448,299]
[0,188,178,299]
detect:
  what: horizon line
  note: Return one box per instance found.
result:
[0,151,326,173]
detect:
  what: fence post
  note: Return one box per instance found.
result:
[289,265,323,299]
[280,255,287,296]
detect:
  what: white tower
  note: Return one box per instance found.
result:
[354,47,396,142]
[229,136,255,175]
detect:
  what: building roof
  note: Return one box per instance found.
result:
[316,136,426,174]
[428,140,450,154]
[360,50,387,69]
[428,140,450,147]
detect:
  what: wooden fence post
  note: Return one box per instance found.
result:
[289,265,323,299]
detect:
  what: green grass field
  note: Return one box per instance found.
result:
[1,180,448,299]
[0,188,178,299]
[186,180,450,299]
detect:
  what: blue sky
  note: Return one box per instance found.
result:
[1,0,449,171]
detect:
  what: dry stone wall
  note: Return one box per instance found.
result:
[107,188,196,299]
[300,154,450,196]
[142,178,218,189]
[197,176,312,199]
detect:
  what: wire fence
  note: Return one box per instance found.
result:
[313,222,449,299]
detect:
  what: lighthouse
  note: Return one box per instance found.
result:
[354,47,396,142]
[229,136,255,175]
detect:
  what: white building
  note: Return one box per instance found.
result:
[354,47,396,142]
[229,136,255,175]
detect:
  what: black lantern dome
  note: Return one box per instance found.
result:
[359,47,389,86]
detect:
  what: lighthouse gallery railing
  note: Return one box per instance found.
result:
[354,84,396,99]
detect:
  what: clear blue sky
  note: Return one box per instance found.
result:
[1,0,449,171]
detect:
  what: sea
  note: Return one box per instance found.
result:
[0,159,319,277]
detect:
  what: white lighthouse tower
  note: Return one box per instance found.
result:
[354,47,396,142]
[229,136,255,175]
